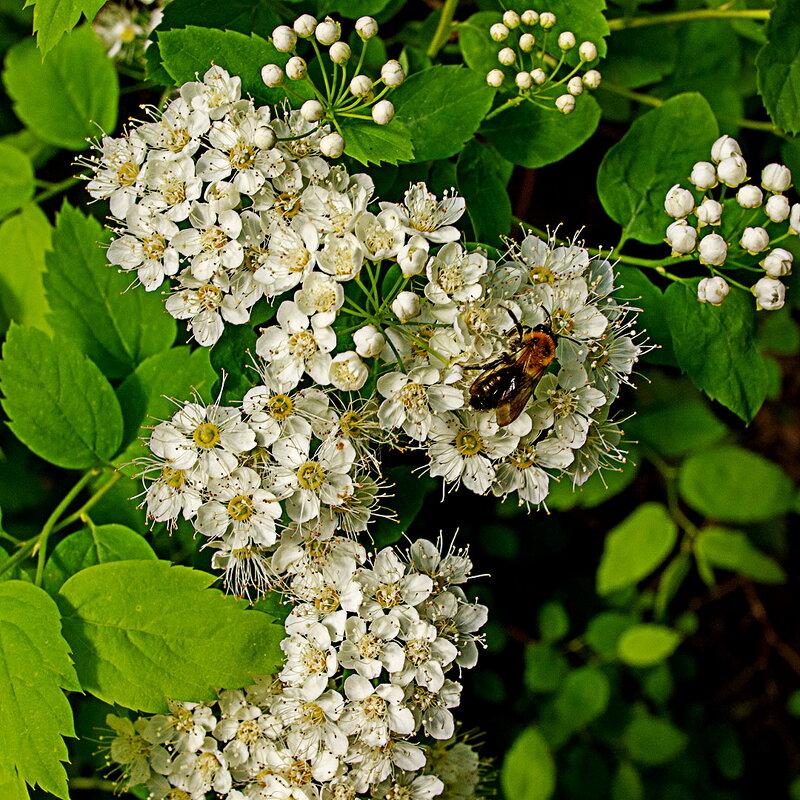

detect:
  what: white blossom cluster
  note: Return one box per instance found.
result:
[92,0,166,63]
[485,8,602,114]
[664,134,796,311]
[102,535,489,800]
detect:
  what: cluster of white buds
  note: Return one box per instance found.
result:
[485,8,601,115]
[101,535,489,799]
[261,14,404,157]
[664,135,797,310]
[92,0,166,63]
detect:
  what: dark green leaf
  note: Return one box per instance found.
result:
[501,726,556,800]
[617,624,681,667]
[0,144,33,220]
[695,526,786,584]
[615,266,675,364]
[457,139,512,244]
[756,0,800,134]
[623,715,686,765]
[584,611,636,659]
[23,0,105,56]
[341,119,414,166]
[603,27,677,89]
[328,0,392,16]
[373,465,437,547]
[0,325,124,469]
[538,600,569,643]
[524,643,569,693]
[459,11,502,77]
[554,666,610,729]
[611,763,643,800]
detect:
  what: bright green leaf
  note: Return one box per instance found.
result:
[0,581,80,799]
[585,612,636,659]
[57,560,284,712]
[0,325,124,469]
[655,553,692,618]
[0,144,33,220]
[554,666,610,729]
[597,93,718,244]
[616,266,675,364]
[665,280,768,422]
[678,446,793,522]
[457,139,512,244]
[695,526,786,584]
[392,65,495,163]
[538,601,569,643]
[611,763,643,800]
[341,119,414,166]
[43,525,157,594]
[23,0,105,56]
[2,26,118,150]
[597,502,677,595]
[0,204,52,333]
[617,624,681,667]
[756,0,800,134]
[623,715,687,765]
[0,764,29,800]
[44,203,176,379]
[501,726,556,800]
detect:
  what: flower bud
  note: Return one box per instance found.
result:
[261,64,284,87]
[666,220,697,255]
[329,351,368,391]
[315,17,341,45]
[503,10,521,28]
[664,184,695,218]
[761,163,792,193]
[285,56,307,80]
[353,325,386,358]
[486,69,504,88]
[372,100,394,125]
[698,233,727,266]
[689,161,717,191]
[582,69,601,89]
[790,203,800,234]
[381,60,405,87]
[398,235,430,277]
[736,184,763,209]
[698,276,730,305]
[329,42,351,64]
[490,23,509,41]
[293,14,317,38]
[530,68,547,85]
[761,248,793,277]
[515,71,532,89]
[320,132,344,158]
[696,198,723,226]
[519,33,535,51]
[579,41,598,61]
[739,226,769,254]
[717,154,747,187]
[392,290,420,321]
[253,126,276,150]
[521,9,539,25]
[349,74,373,97]
[558,31,576,49]
[752,276,786,310]
[498,47,516,66]
[555,94,575,114]
[567,76,584,96]
[272,25,297,52]
[300,99,324,122]
[710,134,741,163]
[539,12,557,28]
[766,194,790,223]
[355,16,378,40]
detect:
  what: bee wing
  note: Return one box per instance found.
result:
[495,374,537,426]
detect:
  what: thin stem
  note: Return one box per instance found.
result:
[0,538,37,579]
[309,39,332,99]
[33,175,83,205]
[69,777,120,793]
[485,96,525,121]
[607,8,770,31]
[427,0,459,58]
[52,471,123,534]
[34,471,98,586]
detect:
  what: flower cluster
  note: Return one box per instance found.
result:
[92,0,166,63]
[485,8,602,114]
[261,13,405,157]
[102,536,489,800]
[664,134,797,310]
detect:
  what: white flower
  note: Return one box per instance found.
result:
[295,271,345,327]
[520,33,535,52]
[698,233,727,266]
[529,277,608,340]
[539,11,556,28]
[392,618,458,691]
[425,243,488,305]
[280,627,338,696]
[697,276,729,306]
[85,133,146,217]
[791,203,800,234]
[493,435,574,505]
[255,221,319,295]
[165,280,248,347]
[736,184,763,208]
[338,616,405,679]
[141,155,202,221]
[739,226,770,255]
[762,163,791,193]
[181,65,241,121]
[171,202,243,281]
[766,194,790,223]
[664,184,695,218]
[689,161,717,191]
[329,352,368,391]
[762,248,793,277]
[168,737,232,797]
[340,676,414,746]
[752,276,786,310]
[141,461,203,528]
[405,680,461,740]
[502,9,520,28]
[392,290,421,322]
[273,687,347,760]
[521,9,539,25]
[665,219,697,255]
[398,235,430,277]
[355,211,405,261]
[696,198,722,226]
[105,715,154,788]
[711,134,742,163]
[717,154,748,187]
[567,76,584,96]
[380,183,465,243]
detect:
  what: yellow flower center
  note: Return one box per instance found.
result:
[197,284,222,309]
[510,445,535,470]
[227,495,253,521]
[267,393,295,419]
[229,141,256,169]
[530,265,555,284]
[116,161,139,186]
[297,461,326,490]
[455,429,483,456]
[193,422,221,449]
[276,192,301,218]
[161,467,185,488]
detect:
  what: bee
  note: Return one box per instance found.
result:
[466,309,557,427]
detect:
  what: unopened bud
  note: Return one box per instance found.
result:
[503,10,521,28]
[486,69,504,88]
[261,64,284,87]
[766,194,790,223]
[696,198,723,227]
[293,14,317,38]
[740,226,769,254]
[761,248,793,277]
[391,290,420,322]
[761,163,792,193]
[253,126,276,150]
[519,33,535,51]
[558,31,576,50]
[498,47,516,66]
[555,94,575,114]
[753,276,786,310]
[515,71,532,89]
[355,16,378,40]
[567,76,583,95]
[666,220,697,255]
[521,9,539,25]
[285,56,307,80]
[582,69,601,89]
[698,233,727,266]
[349,74,373,97]
[381,60,405,87]
[353,325,386,358]
[736,184,763,209]
[717,154,748,188]
[790,203,800,234]
[530,68,547,85]
[315,17,341,45]
[490,23,509,41]
[698,276,730,305]
[689,161,717,191]
[329,42,351,64]
[664,184,695,218]
[320,132,344,158]
[710,134,741,163]
[372,100,394,125]
[272,25,296,52]
[579,41,597,61]
[300,99,324,123]
[539,12,557,28]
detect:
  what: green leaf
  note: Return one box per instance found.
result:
[615,266,675,364]
[373,465,437,547]
[43,524,157,594]
[115,346,216,464]
[0,580,80,799]
[596,502,677,595]
[538,600,569,643]
[654,553,692,618]
[57,560,284,712]
[0,764,29,800]
[759,308,800,356]
[158,27,311,104]
[0,204,52,333]
[0,325,124,469]
[756,0,800,134]
[23,0,105,56]
[459,12,503,77]
[0,144,33,220]
[501,726,556,800]
[664,280,768,422]
[328,0,392,16]
[597,93,718,244]
[617,624,681,667]
[524,643,569,693]
[44,203,176,379]
[603,27,677,89]
[155,0,280,41]
[2,26,118,150]
[623,715,687,765]
[553,666,610,729]
[482,96,601,169]
[341,119,415,166]
[611,763,643,800]
[584,611,636,659]
[678,446,793,522]
[457,139,512,244]
[392,65,495,163]
[695,526,786,584]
